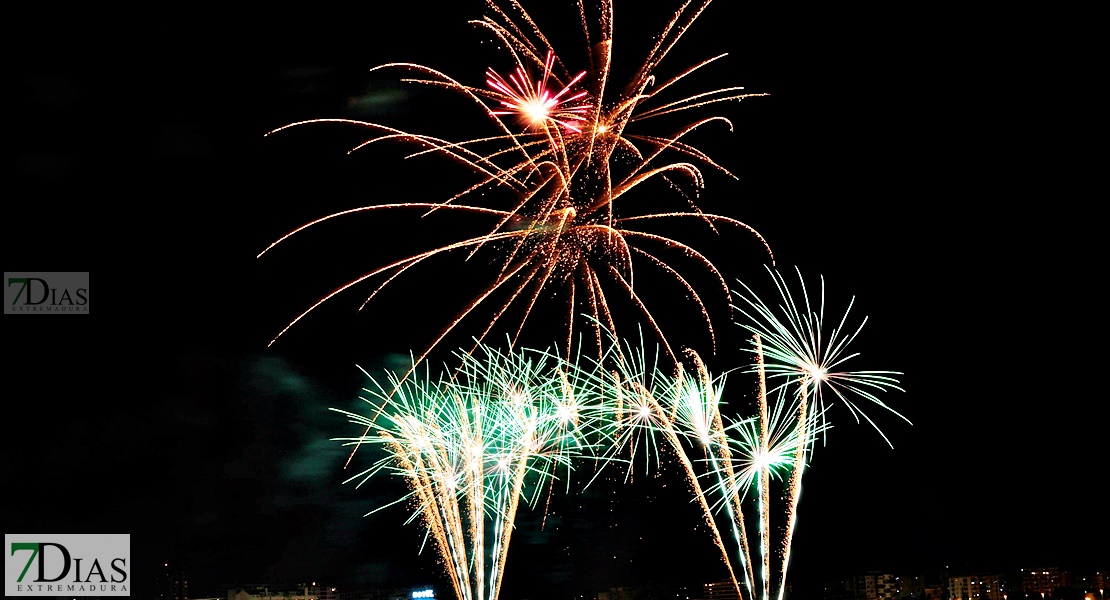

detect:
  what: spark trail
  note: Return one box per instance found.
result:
[332,343,606,600]
[261,0,773,374]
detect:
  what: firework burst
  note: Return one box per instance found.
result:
[726,267,908,600]
[487,49,591,132]
[260,0,773,378]
[329,263,906,600]
[567,265,906,600]
[332,342,605,600]
[731,265,910,448]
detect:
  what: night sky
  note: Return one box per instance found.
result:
[5,2,1103,598]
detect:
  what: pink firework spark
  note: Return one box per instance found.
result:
[486,50,590,132]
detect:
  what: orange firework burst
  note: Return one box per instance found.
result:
[261,0,773,374]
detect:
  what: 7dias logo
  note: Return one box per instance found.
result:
[5,534,129,596]
[4,272,89,314]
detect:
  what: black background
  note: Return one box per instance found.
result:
[5,2,1104,598]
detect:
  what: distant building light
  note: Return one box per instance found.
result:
[413,590,435,599]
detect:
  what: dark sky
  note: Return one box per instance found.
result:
[5,2,1103,598]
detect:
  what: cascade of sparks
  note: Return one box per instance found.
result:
[332,343,605,600]
[260,0,773,379]
[557,265,907,600]
[722,266,908,600]
[709,333,825,600]
[573,330,777,599]
[595,341,751,597]
[333,266,906,600]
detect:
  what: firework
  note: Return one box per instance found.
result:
[487,49,591,132]
[731,265,910,448]
[331,342,605,600]
[576,332,752,597]
[329,264,906,600]
[260,0,773,376]
[587,339,820,599]
[570,264,907,600]
[727,267,908,600]
[707,333,828,600]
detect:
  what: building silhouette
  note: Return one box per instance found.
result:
[1020,568,1070,598]
[947,574,1003,600]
